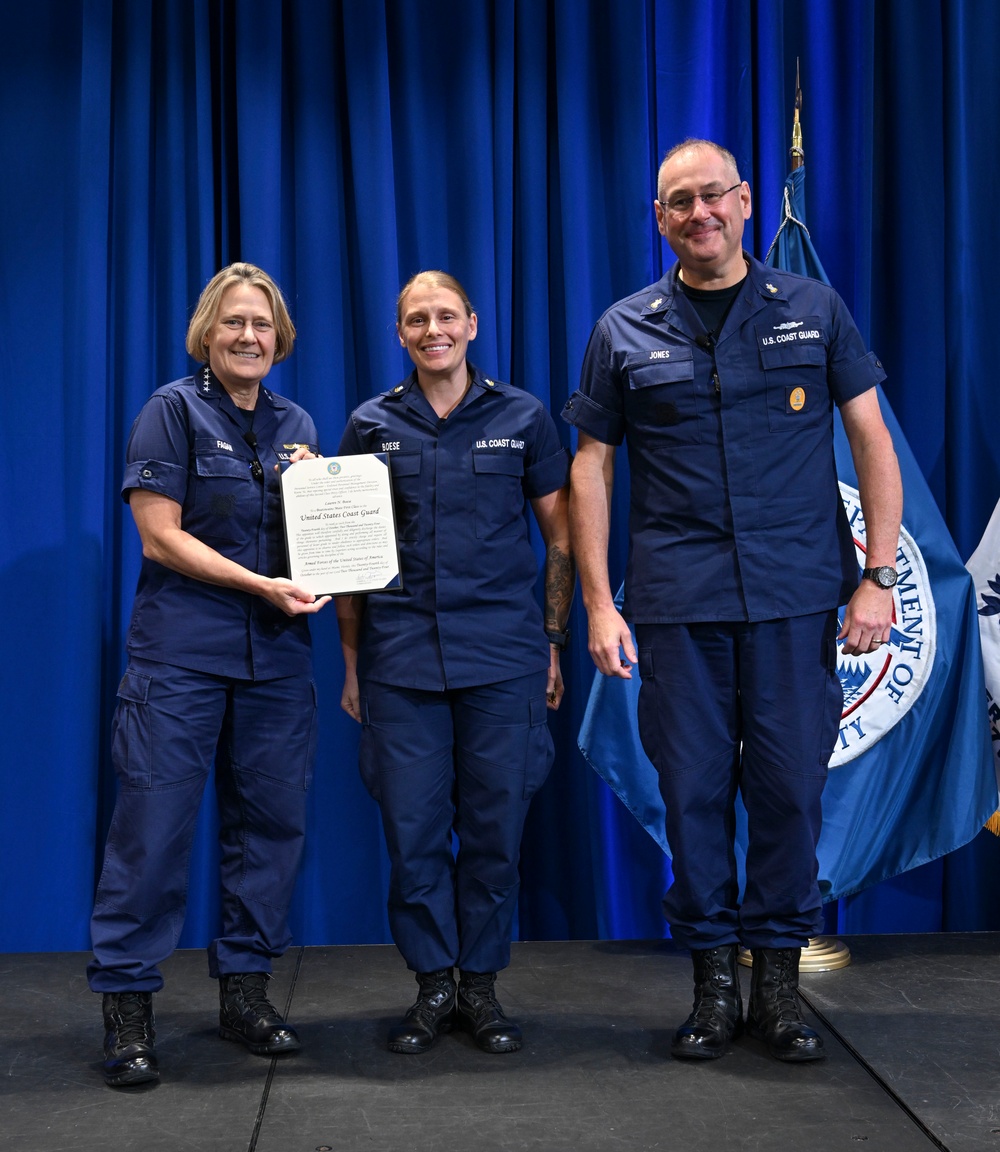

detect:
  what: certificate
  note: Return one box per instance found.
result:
[280,453,403,596]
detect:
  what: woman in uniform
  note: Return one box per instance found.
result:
[88,263,330,1087]
[337,270,573,1055]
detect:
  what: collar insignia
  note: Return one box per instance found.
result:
[765,282,779,294]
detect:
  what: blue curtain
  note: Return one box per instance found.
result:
[3,0,999,952]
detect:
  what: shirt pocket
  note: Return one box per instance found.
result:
[757,326,829,433]
[190,439,254,543]
[387,449,422,542]
[472,450,526,540]
[624,349,704,446]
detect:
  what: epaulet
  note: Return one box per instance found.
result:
[639,292,670,317]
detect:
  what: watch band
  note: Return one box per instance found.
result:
[862,566,897,589]
[545,628,570,651]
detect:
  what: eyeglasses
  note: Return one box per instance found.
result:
[658,182,742,216]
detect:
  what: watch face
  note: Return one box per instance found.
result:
[873,567,897,588]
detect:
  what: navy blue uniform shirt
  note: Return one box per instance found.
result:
[562,254,886,624]
[339,365,570,690]
[122,370,319,679]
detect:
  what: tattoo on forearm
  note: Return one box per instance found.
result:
[544,544,576,630]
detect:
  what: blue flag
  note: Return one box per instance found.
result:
[578,164,997,901]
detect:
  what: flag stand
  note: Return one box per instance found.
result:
[738,938,851,972]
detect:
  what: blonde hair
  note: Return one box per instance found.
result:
[396,270,474,326]
[185,262,296,363]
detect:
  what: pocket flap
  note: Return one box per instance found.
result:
[388,451,422,477]
[627,350,695,388]
[117,669,151,704]
[473,452,525,476]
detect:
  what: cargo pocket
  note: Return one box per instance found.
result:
[523,694,554,799]
[358,695,380,802]
[111,668,153,788]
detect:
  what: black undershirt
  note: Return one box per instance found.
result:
[679,275,746,343]
[235,404,256,435]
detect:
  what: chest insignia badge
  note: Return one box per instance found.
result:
[789,387,806,412]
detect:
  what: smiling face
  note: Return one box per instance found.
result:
[654,143,752,287]
[202,283,276,394]
[397,283,477,382]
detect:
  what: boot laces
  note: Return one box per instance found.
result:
[111,993,152,1046]
[234,973,278,1017]
[461,972,505,1017]
[689,957,737,1025]
[408,970,455,1022]
[766,953,804,1022]
[416,969,454,996]
[773,984,804,1023]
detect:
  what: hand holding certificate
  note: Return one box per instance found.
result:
[280,453,402,597]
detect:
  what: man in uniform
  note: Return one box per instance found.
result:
[563,139,902,1062]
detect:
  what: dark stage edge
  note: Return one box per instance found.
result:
[3,935,998,1152]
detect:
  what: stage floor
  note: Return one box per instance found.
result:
[3,933,998,1151]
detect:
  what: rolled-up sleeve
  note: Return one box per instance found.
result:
[121,394,193,504]
[523,406,570,498]
[561,322,626,445]
[827,291,888,405]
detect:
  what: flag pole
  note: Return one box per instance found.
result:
[741,59,851,972]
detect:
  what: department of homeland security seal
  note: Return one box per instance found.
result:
[831,483,936,768]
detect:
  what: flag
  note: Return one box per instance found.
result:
[964,495,1000,833]
[578,163,997,902]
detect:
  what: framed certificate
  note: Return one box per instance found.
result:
[280,453,403,596]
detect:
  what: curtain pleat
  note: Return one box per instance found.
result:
[3,0,999,951]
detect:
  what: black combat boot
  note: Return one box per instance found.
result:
[670,944,744,1060]
[387,968,457,1054]
[457,971,522,1053]
[218,972,301,1055]
[746,947,825,1061]
[102,991,159,1087]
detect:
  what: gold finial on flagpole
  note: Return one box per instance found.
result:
[791,57,804,170]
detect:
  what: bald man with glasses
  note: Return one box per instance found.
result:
[563,138,901,1064]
